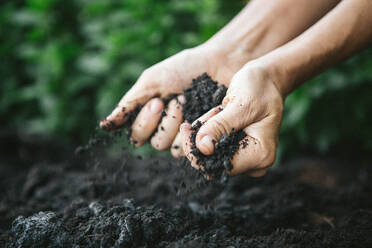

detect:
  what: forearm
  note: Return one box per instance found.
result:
[256,0,372,96]
[203,0,340,63]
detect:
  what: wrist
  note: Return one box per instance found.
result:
[197,37,263,85]
[240,58,293,99]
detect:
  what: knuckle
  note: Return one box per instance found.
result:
[179,48,192,56]
[222,96,231,106]
[140,68,151,80]
[138,70,157,89]
[168,98,179,111]
[209,117,230,138]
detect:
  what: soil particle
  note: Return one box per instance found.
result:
[181,73,246,182]
[182,73,227,123]
[11,211,68,247]
[123,106,141,139]
[190,121,246,182]
[1,135,372,247]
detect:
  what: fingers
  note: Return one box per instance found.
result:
[194,104,244,155]
[100,74,159,130]
[229,115,280,176]
[130,98,164,146]
[191,105,223,126]
[180,102,280,177]
[151,95,185,150]
[170,132,184,158]
[180,123,200,169]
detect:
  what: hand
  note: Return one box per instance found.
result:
[180,64,284,177]
[100,44,245,157]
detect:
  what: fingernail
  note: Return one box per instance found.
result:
[177,95,186,104]
[150,99,163,114]
[180,123,188,132]
[199,135,214,154]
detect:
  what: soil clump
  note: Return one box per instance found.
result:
[182,73,246,181]
[1,133,372,247]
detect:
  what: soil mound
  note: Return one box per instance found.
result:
[1,74,372,247]
[1,134,372,247]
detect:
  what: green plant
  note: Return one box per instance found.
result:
[1,0,371,159]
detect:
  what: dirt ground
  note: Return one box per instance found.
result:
[1,132,372,248]
[1,74,372,247]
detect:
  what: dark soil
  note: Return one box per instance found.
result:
[1,132,372,247]
[182,73,227,123]
[102,73,243,182]
[182,73,246,181]
[190,121,246,182]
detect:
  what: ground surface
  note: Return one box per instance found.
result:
[1,132,372,248]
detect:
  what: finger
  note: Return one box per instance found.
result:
[195,104,245,156]
[180,123,199,170]
[130,98,164,146]
[100,75,159,130]
[230,114,280,175]
[170,132,184,158]
[151,95,185,150]
[191,105,223,127]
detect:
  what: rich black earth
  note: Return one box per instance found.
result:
[182,73,246,181]
[182,73,227,123]
[1,132,372,247]
[101,73,243,181]
[190,121,247,182]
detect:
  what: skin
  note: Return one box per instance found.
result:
[101,0,372,177]
[181,0,372,177]
[100,0,340,158]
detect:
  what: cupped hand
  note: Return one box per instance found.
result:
[180,64,284,177]
[100,44,245,157]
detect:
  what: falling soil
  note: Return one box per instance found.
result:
[1,133,372,247]
[101,73,245,182]
[1,74,372,247]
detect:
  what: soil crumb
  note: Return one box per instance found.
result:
[1,135,372,247]
[182,73,246,181]
[190,121,246,182]
[182,73,227,123]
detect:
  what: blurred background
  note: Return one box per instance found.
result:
[1,0,371,162]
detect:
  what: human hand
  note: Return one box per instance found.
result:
[180,64,284,177]
[100,44,245,157]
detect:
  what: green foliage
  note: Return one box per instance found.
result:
[0,0,242,143]
[1,0,371,158]
[279,48,372,160]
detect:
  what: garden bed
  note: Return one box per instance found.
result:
[0,132,372,247]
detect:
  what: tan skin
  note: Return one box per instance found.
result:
[101,0,340,153]
[101,0,372,177]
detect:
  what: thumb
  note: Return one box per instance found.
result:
[195,104,247,155]
[100,75,159,130]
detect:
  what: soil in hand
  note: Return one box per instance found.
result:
[189,120,246,182]
[182,73,227,123]
[182,73,246,181]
